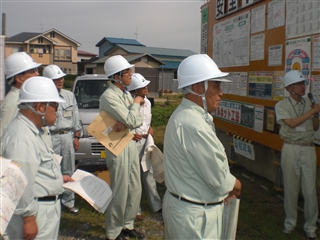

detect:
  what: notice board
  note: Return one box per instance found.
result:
[203,0,320,156]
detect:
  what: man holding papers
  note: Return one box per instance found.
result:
[100,55,145,240]
[1,77,73,240]
[163,54,242,239]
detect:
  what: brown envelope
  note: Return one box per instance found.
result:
[87,111,133,156]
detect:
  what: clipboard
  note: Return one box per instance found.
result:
[87,111,134,156]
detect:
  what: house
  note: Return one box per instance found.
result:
[84,37,196,94]
[77,50,98,75]
[5,28,81,74]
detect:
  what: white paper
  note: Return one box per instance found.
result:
[223,198,240,240]
[63,169,112,213]
[0,157,28,235]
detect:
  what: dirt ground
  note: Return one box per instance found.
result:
[58,163,316,240]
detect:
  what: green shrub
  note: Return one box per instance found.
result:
[64,74,77,90]
[151,104,178,127]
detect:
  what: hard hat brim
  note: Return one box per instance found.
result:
[6,62,42,80]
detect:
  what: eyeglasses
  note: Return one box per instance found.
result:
[48,102,59,111]
[122,69,132,75]
[20,68,38,75]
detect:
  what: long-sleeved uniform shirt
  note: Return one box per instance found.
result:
[1,113,63,217]
[164,98,236,203]
[49,89,81,133]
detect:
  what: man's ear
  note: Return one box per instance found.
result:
[35,103,46,114]
[192,82,205,94]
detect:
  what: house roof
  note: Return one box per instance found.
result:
[7,29,81,46]
[43,28,81,46]
[8,32,40,42]
[95,37,145,47]
[107,44,195,59]
[93,53,164,65]
[78,50,97,57]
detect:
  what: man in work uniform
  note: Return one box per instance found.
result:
[1,76,73,240]
[127,73,162,220]
[0,52,41,137]
[163,54,242,239]
[100,55,145,240]
[275,70,320,240]
[43,65,81,213]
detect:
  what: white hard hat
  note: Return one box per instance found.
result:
[284,70,306,87]
[177,54,230,89]
[4,52,42,80]
[19,76,65,103]
[127,73,150,92]
[43,65,66,80]
[104,55,134,78]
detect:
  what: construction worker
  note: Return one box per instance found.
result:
[100,55,145,240]
[0,52,41,137]
[275,70,320,240]
[1,76,74,239]
[43,65,81,213]
[127,73,162,220]
[162,54,241,239]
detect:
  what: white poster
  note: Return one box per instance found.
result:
[233,137,255,160]
[285,36,311,90]
[254,105,264,133]
[250,34,265,61]
[268,0,285,30]
[313,35,320,71]
[213,11,250,67]
[286,0,320,39]
[251,4,266,34]
[268,44,283,66]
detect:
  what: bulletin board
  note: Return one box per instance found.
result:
[203,0,320,154]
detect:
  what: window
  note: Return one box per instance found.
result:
[38,37,43,43]
[12,46,23,53]
[50,31,55,38]
[66,50,71,60]
[68,68,71,74]
[173,70,178,79]
[55,49,59,59]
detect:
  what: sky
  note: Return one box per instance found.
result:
[0,0,205,55]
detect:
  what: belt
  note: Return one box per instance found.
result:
[51,129,71,135]
[170,192,223,206]
[284,140,314,146]
[37,194,62,202]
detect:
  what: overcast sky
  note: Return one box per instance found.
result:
[1,1,204,54]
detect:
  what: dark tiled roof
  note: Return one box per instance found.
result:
[78,50,97,56]
[115,44,195,58]
[9,32,40,42]
[96,37,145,47]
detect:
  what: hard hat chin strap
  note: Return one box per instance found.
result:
[26,102,49,127]
[110,71,127,88]
[185,81,215,131]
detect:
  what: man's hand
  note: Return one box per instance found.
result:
[63,175,75,183]
[148,126,154,137]
[133,133,143,141]
[134,96,145,105]
[23,215,38,240]
[113,122,126,132]
[73,138,79,151]
[224,178,241,204]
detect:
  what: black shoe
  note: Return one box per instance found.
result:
[122,228,145,239]
[106,232,127,240]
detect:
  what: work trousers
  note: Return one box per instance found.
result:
[52,132,75,208]
[105,140,141,239]
[281,143,318,233]
[136,138,162,213]
[5,199,61,240]
[163,191,224,239]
